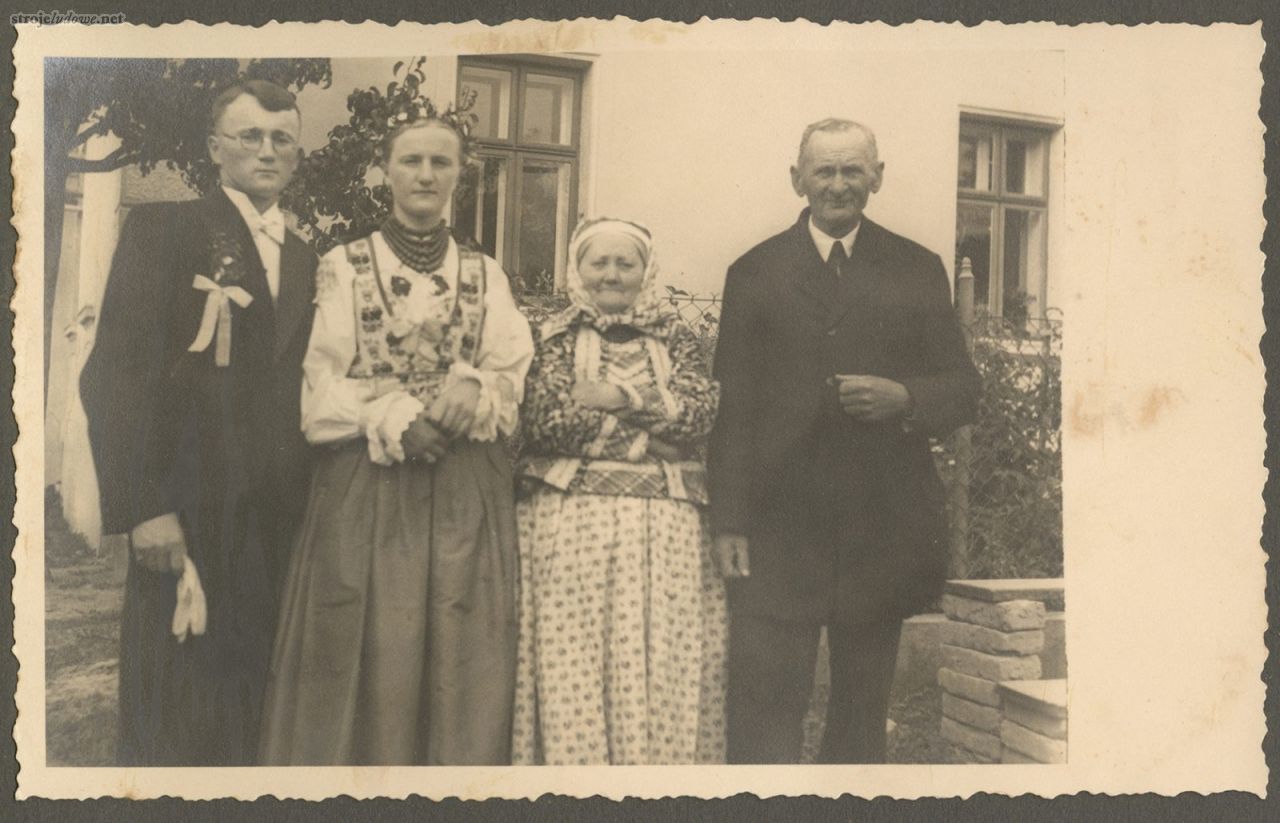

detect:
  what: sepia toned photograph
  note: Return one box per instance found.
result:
[9,18,1266,801]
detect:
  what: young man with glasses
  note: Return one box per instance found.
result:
[81,79,318,765]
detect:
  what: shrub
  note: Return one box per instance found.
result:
[937,312,1063,579]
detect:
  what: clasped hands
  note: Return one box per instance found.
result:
[571,380,684,461]
[832,374,912,421]
[401,379,481,463]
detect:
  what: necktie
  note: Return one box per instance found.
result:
[246,209,284,303]
[828,241,848,278]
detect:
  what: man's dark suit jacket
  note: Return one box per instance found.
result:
[80,189,317,764]
[708,210,980,628]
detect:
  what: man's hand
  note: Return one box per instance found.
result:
[834,374,912,421]
[714,534,750,578]
[647,437,684,462]
[402,416,450,463]
[130,513,188,575]
[571,381,628,411]
[427,379,481,439]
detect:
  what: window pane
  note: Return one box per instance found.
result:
[459,65,512,140]
[958,129,993,191]
[1005,133,1047,196]
[520,73,575,146]
[1002,208,1047,318]
[517,159,572,293]
[455,155,508,263]
[956,202,995,310]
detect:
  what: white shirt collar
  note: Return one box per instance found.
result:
[222,186,283,234]
[807,216,860,263]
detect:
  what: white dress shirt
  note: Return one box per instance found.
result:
[222,186,284,303]
[807,216,860,266]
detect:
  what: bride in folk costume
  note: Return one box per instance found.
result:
[258,113,533,765]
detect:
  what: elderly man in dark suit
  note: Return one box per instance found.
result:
[708,118,980,763]
[81,79,317,765]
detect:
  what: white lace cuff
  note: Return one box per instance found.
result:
[446,362,518,442]
[360,391,425,465]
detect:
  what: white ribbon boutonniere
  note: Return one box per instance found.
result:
[188,274,254,367]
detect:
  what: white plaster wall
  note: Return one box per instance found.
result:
[581,49,1064,295]
[108,51,1066,303]
[300,52,1063,297]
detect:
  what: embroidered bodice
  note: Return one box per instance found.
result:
[301,233,534,465]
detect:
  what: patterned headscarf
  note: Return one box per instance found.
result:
[543,217,678,340]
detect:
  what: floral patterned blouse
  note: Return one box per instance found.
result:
[519,319,719,505]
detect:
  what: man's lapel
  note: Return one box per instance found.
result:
[829,217,886,328]
[786,211,838,314]
[273,234,314,361]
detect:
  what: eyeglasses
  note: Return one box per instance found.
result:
[218,129,300,153]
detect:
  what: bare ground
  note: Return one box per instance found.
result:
[45,518,126,767]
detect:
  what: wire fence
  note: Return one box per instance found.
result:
[938,307,1062,579]
[517,277,1063,581]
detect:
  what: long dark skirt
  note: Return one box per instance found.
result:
[258,438,519,765]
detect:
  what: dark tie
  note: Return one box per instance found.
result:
[828,242,848,276]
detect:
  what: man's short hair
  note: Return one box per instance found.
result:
[795,118,879,167]
[209,79,300,133]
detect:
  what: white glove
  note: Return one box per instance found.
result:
[171,556,208,643]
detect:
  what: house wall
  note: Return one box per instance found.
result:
[91,52,1068,303]
[582,49,1064,296]
[45,183,83,485]
[311,51,1066,299]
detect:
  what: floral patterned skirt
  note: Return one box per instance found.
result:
[512,488,727,765]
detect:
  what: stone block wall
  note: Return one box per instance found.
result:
[998,680,1067,763]
[936,579,1066,764]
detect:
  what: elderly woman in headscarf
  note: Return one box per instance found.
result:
[511,217,727,765]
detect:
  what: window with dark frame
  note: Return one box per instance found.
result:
[456,57,584,296]
[955,116,1054,320]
